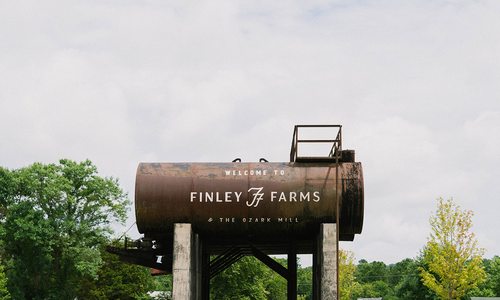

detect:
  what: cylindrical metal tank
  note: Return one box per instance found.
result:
[135,162,363,241]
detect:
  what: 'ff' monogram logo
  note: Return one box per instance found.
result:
[247,187,264,208]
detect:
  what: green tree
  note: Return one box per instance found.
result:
[152,274,173,298]
[393,258,437,300]
[339,250,358,300]
[488,256,500,296]
[351,280,388,299]
[210,256,285,300]
[0,170,11,219]
[0,160,129,299]
[468,256,500,297]
[297,265,312,300]
[388,258,413,287]
[0,168,10,300]
[355,260,388,284]
[77,241,155,299]
[353,259,399,299]
[352,280,396,299]
[420,197,486,300]
[264,258,287,300]
[0,264,10,300]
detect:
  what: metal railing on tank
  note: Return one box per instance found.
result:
[289,125,342,163]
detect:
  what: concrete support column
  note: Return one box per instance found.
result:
[316,223,338,300]
[172,223,201,300]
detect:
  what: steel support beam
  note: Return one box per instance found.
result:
[250,245,288,279]
[287,243,297,300]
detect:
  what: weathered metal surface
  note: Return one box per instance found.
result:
[135,162,363,241]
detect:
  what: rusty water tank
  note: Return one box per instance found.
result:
[135,162,363,241]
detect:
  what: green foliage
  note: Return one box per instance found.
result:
[77,242,155,299]
[488,256,500,296]
[351,280,394,299]
[356,259,387,283]
[468,256,500,297]
[264,258,288,300]
[152,274,173,296]
[297,266,312,300]
[3,201,56,299]
[393,258,437,300]
[351,280,386,298]
[0,160,129,299]
[420,198,486,300]
[339,250,357,300]
[350,257,440,300]
[210,256,286,300]
[0,167,14,218]
[206,251,499,300]
[352,259,397,298]
[0,264,10,300]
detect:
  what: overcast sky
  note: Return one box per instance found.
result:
[1,0,499,264]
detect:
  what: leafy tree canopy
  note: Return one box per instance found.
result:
[0,264,10,300]
[339,250,357,300]
[77,240,155,300]
[0,159,129,300]
[420,197,486,300]
[210,256,286,300]
[355,259,388,284]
